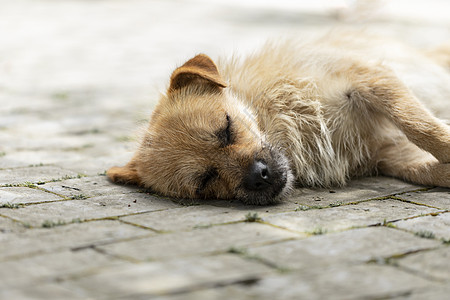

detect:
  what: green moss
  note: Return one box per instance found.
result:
[50,173,86,182]
[42,220,66,228]
[328,201,343,207]
[415,230,435,239]
[310,227,327,235]
[0,202,24,209]
[295,205,323,211]
[193,224,213,229]
[23,182,37,188]
[193,224,212,229]
[115,136,133,142]
[227,247,247,254]
[52,91,69,100]
[245,212,262,222]
[63,144,94,151]
[28,163,44,167]
[70,194,88,200]
[2,182,40,188]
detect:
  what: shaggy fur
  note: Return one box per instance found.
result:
[108,31,450,205]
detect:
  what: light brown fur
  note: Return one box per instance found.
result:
[108,31,450,205]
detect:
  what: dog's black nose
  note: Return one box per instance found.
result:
[244,161,273,191]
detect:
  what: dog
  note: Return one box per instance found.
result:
[107,31,450,205]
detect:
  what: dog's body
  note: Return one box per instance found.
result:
[108,31,450,205]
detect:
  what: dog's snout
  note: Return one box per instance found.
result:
[244,161,273,190]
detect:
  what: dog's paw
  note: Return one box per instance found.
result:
[430,163,450,188]
[106,165,141,186]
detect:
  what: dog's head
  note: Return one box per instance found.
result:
[107,54,293,205]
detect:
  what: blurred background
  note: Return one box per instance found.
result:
[0,0,449,173]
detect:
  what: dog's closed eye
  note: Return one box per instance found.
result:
[196,167,218,195]
[217,114,234,147]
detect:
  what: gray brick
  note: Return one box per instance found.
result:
[1,151,91,171]
[0,166,80,185]
[395,247,450,281]
[121,205,267,232]
[0,248,125,286]
[39,176,141,197]
[289,176,422,208]
[0,186,62,204]
[0,193,182,227]
[395,212,450,240]
[203,198,302,214]
[213,264,432,300]
[0,283,84,300]
[247,227,440,270]
[263,199,439,233]
[398,188,450,210]
[154,279,449,300]
[98,223,300,261]
[57,152,133,176]
[391,285,450,300]
[0,220,152,261]
[152,289,254,300]
[0,215,27,234]
[65,254,272,299]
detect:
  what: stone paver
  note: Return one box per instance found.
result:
[246,227,440,270]
[120,205,249,232]
[0,186,62,204]
[262,199,440,233]
[64,254,273,299]
[0,215,28,234]
[289,176,423,208]
[0,283,84,300]
[395,246,450,282]
[155,264,438,300]
[392,285,450,300]
[98,222,300,261]
[0,166,81,186]
[1,0,450,299]
[0,248,125,286]
[395,212,450,241]
[0,193,182,227]
[0,220,151,261]
[397,187,450,210]
[38,176,141,198]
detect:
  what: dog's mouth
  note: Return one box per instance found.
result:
[236,148,293,205]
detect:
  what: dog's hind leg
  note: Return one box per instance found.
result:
[346,64,450,164]
[376,137,450,188]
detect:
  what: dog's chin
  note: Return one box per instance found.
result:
[237,175,293,206]
[236,153,294,206]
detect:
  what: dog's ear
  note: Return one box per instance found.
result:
[169,54,227,91]
[107,162,141,186]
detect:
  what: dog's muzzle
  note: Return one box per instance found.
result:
[238,147,293,205]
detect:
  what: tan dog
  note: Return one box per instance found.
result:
[108,32,450,205]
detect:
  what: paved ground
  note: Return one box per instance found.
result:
[1,0,449,299]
